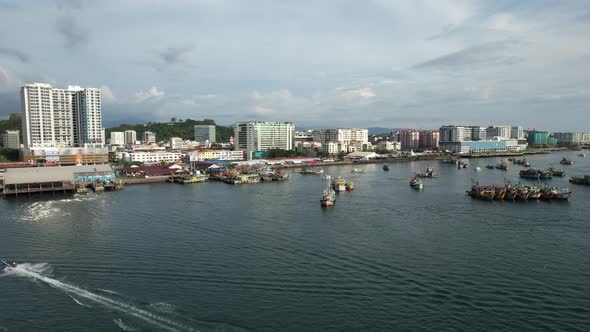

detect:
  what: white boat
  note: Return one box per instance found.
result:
[350,168,366,174]
[475,167,482,172]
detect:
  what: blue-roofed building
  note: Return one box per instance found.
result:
[440,140,509,155]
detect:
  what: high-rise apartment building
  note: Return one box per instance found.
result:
[234,121,295,159]
[419,130,440,149]
[124,130,137,145]
[311,128,369,145]
[439,125,472,142]
[194,125,216,143]
[20,83,103,148]
[110,131,125,145]
[510,126,524,139]
[486,126,511,140]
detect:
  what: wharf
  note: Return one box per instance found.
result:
[2,182,75,197]
[121,176,169,185]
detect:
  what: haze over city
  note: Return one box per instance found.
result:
[1,0,590,130]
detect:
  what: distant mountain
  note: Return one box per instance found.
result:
[368,127,411,135]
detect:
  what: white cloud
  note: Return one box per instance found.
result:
[134,86,165,103]
[254,106,274,115]
[100,85,115,102]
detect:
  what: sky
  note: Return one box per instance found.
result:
[1,0,590,130]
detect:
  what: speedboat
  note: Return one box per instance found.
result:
[1,259,17,268]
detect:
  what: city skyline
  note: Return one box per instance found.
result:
[1,1,590,130]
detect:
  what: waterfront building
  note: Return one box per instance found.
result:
[186,149,244,162]
[1,130,20,149]
[194,125,216,143]
[510,126,524,139]
[170,137,184,150]
[142,131,156,144]
[553,132,582,145]
[20,83,104,148]
[1,164,115,193]
[234,121,295,159]
[122,151,182,164]
[110,132,125,145]
[527,131,549,145]
[124,130,137,145]
[582,133,590,144]
[20,146,109,165]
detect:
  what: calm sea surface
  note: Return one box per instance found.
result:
[1,151,590,331]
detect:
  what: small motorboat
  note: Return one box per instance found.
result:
[560,157,574,165]
[578,153,586,158]
[1,259,17,268]
[474,166,482,172]
[383,164,390,171]
[350,168,366,174]
[485,165,495,169]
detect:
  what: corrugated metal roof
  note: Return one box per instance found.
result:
[3,164,113,185]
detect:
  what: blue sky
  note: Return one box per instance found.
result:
[1,0,589,130]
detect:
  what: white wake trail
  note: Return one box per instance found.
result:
[6,265,195,332]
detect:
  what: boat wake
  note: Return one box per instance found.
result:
[113,318,137,331]
[2,263,247,332]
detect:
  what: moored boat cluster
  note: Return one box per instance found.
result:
[467,183,573,201]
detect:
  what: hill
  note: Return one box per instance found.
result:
[106,119,233,142]
[0,113,22,133]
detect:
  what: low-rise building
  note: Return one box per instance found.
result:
[1,130,20,149]
[344,151,378,160]
[122,151,182,164]
[376,140,401,151]
[170,137,184,150]
[21,147,109,165]
[186,149,244,162]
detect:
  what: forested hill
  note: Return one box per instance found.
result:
[106,119,234,142]
[0,113,22,133]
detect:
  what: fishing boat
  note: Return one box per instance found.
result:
[383,164,390,171]
[457,160,469,168]
[519,169,552,180]
[526,186,542,199]
[332,177,347,192]
[548,167,565,177]
[416,167,437,178]
[515,186,530,200]
[345,181,354,191]
[495,160,509,170]
[560,157,574,165]
[174,173,209,184]
[320,176,336,207]
[466,184,495,200]
[504,186,518,200]
[299,168,324,175]
[494,186,506,200]
[272,170,289,181]
[540,186,572,200]
[409,176,424,190]
[569,175,590,185]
